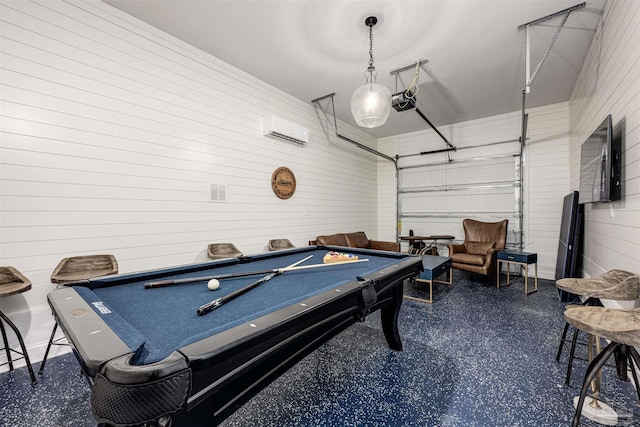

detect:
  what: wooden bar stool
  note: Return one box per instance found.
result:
[565,306,640,426]
[555,270,639,385]
[0,266,37,384]
[39,254,118,375]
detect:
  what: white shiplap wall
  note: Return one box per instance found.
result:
[568,0,640,278]
[378,103,571,279]
[0,0,388,367]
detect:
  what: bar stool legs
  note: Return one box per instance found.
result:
[556,297,599,361]
[556,321,571,362]
[565,303,640,426]
[1,318,12,369]
[573,341,640,427]
[565,328,581,386]
[564,324,604,387]
[38,321,65,375]
[556,297,602,386]
[573,334,618,425]
[0,310,37,384]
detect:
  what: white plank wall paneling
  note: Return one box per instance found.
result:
[568,0,640,283]
[0,0,387,369]
[379,104,571,280]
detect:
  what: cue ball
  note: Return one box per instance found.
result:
[207,279,220,291]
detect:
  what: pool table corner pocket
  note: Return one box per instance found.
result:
[92,352,191,426]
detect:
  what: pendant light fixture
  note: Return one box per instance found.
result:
[351,16,392,128]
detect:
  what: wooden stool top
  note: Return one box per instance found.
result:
[268,239,295,251]
[207,243,243,259]
[51,254,118,284]
[565,306,640,347]
[556,269,639,301]
[0,266,32,298]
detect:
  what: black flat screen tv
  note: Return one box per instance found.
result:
[578,115,621,204]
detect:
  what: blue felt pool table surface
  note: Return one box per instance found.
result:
[68,247,412,365]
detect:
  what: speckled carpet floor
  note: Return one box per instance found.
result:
[2,272,639,426]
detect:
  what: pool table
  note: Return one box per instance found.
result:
[47,246,422,426]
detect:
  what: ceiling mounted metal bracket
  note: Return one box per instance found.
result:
[519,2,586,94]
[515,2,586,251]
[390,58,429,95]
[390,58,429,76]
[310,93,396,164]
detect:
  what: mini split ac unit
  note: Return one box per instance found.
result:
[263,115,309,145]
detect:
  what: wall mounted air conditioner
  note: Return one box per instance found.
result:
[263,115,309,145]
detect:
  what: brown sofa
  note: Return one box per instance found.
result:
[447,219,508,276]
[310,231,400,252]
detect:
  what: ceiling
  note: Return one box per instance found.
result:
[104,0,605,138]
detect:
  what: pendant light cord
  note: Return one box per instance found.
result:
[368,24,374,72]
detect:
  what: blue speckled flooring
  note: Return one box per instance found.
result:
[2,272,639,426]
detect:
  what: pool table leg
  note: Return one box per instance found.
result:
[380,279,404,351]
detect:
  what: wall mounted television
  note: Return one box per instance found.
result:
[578,115,621,204]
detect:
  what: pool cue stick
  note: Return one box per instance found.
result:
[196,258,370,316]
[283,258,368,271]
[197,257,307,316]
[197,271,277,316]
[145,255,313,289]
[146,255,370,289]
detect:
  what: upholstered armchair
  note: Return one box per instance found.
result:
[448,219,508,276]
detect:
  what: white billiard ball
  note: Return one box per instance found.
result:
[207,279,220,291]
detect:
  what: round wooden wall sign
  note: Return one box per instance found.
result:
[271,167,296,199]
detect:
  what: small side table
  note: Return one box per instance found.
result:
[497,250,538,294]
[404,255,452,303]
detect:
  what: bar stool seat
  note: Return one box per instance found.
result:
[565,306,640,427]
[50,254,118,284]
[207,243,243,259]
[555,270,639,385]
[39,254,118,375]
[557,270,640,300]
[0,266,37,384]
[566,307,640,346]
[268,239,295,251]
